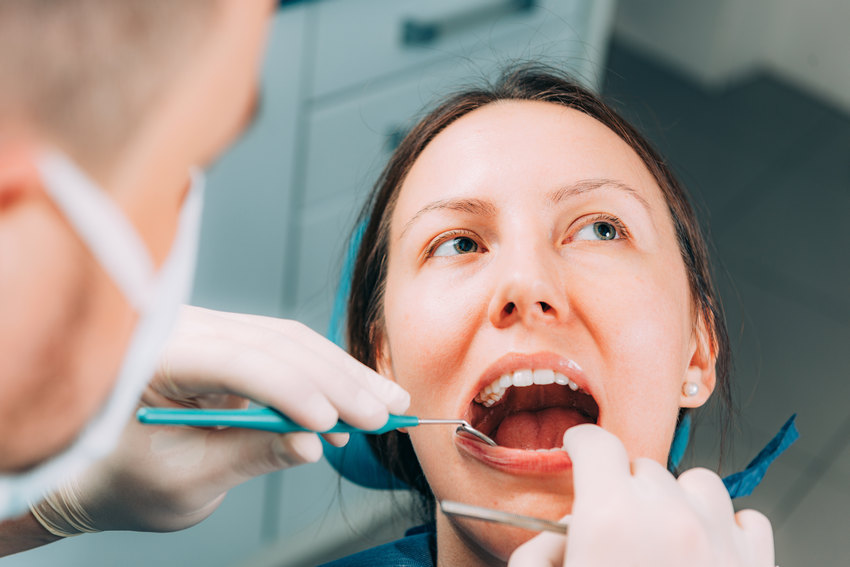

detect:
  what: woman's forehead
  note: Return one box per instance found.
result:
[393,100,664,224]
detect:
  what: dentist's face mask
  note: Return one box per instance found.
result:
[0,152,204,519]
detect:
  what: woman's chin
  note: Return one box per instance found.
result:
[433,462,574,565]
[439,509,562,565]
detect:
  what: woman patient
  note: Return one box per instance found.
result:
[326,65,771,566]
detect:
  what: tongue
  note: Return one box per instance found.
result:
[493,407,593,450]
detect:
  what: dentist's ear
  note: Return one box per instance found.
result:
[0,146,41,212]
[680,311,717,408]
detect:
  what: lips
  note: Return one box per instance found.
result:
[456,352,600,472]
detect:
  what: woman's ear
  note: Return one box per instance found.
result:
[680,311,717,408]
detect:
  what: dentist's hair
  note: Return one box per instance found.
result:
[0,0,218,172]
[346,64,732,515]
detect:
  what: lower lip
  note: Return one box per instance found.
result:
[455,434,573,474]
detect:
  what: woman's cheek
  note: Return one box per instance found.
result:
[385,279,478,394]
[395,272,479,342]
[568,258,686,428]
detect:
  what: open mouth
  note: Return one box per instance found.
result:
[467,368,599,451]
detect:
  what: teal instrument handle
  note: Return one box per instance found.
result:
[136,407,420,435]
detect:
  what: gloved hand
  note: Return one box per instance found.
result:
[508,425,775,567]
[30,305,410,535]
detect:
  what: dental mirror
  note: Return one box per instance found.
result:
[454,422,497,446]
[415,418,496,446]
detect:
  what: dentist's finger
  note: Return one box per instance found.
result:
[677,467,736,522]
[508,530,566,567]
[322,432,350,448]
[161,331,393,432]
[201,429,324,488]
[735,509,775,567]
[160,335,342,430]
[562,424,631,494]
[202,309,410,414]
[629,457,682,500]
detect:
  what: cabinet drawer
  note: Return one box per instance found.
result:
[312,0,587,98]
[302,70,451,209]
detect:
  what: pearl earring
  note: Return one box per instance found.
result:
[682,382,699,397]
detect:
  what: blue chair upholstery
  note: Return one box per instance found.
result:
[322,222,406,489]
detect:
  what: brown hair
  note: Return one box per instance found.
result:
[347,64,732,510]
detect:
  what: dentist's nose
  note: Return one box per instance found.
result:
[487,251,567,329]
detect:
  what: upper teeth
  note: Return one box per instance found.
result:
[474,369,580,407]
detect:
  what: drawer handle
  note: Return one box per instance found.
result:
[402,0,536,47]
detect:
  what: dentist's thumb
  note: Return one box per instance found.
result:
[508,531,567,567]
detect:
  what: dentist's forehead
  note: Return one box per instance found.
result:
[393,100,663,230]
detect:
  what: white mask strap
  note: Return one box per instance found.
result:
[36,151,156,311]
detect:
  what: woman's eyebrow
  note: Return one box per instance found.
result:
[548,178,652,211]
[400,180,650,238]
[400,197,496,238]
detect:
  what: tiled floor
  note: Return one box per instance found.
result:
[604,40,850,565]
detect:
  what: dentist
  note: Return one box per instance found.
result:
[0,0,407,555]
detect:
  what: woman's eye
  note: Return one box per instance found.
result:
[432,236,479,257]
[575,221,620,241]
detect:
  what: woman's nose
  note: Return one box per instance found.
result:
[486,250,568,329]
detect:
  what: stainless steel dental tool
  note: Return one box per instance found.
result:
[441,500,569,534]
[420,418,497,446]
